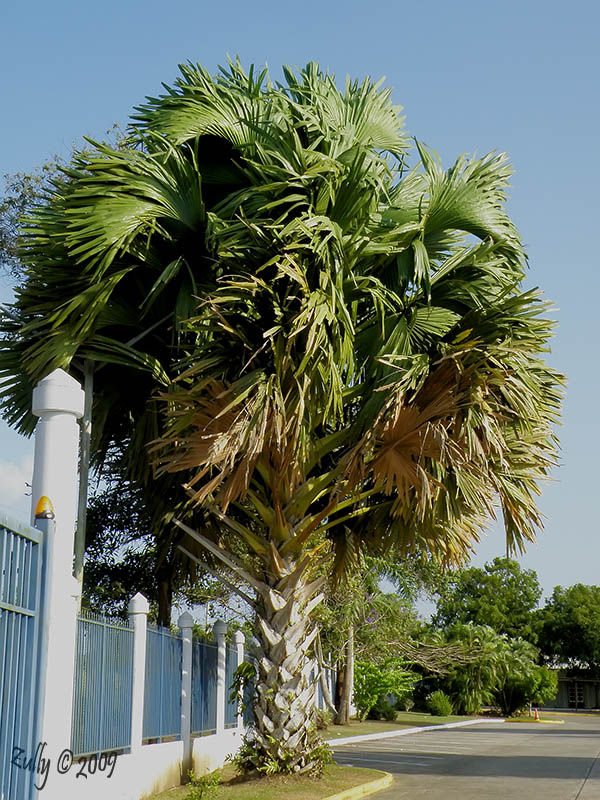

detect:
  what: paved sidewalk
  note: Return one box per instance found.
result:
[330,717,504,747]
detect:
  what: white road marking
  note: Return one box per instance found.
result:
[340,755,435,767]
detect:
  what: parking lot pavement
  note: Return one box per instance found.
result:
[331,716,600,799]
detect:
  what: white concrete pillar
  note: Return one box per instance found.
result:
[213,619,227,735]
[31,369,84,753]
[234,630,245,729]
[128,593,149,752]
[31,369,84,533]
[178,611,194,779]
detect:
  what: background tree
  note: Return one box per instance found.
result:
[1,60,563,774]
[1,164,63,278]
[433,557,542,643]
[317,567,425,723]
[83,472,194,623]
[538,584,600,702]
[433,623,556,716]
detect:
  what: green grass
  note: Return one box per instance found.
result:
[322,711,474,740]
[145,764,386,800]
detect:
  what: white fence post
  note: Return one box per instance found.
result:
[31,368,84,754]
[213,619,227,735]
[128,593,149,752]
[179,611,194,780]
[234,630,245,729]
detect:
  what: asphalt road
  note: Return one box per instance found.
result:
[332,716,600,799]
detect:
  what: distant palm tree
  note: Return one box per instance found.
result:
[0,60,562,774]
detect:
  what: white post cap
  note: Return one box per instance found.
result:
[212,619,228,639]
[128,592,150,615]
[32,368,85,419]
[178,611,194,629]
[234,630,245,645]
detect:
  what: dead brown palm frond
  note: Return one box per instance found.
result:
[343,360,469,506]
[153,369,312,511]
[154,382,262,508]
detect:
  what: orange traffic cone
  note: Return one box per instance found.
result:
[534,707,540,721]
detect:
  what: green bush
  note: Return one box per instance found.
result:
[495,664,558,716]
[187,769,220,800]
[368,696,397,721]
[380,700,398,721]
[531,666,559,706]
[426,690,453,717]
[439,624,549,716]
[354,659,418,721]
[399,696,415,712]
[315,708,331,730]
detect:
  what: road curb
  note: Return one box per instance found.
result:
[323,771,393,800]
[328,717,505,747]
[506,718,564,725]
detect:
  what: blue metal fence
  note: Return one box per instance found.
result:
[242,653,255,727]
[0,513,45,800]
[191,639,218,735]
[71,611,134,756]
[143,624,182,741]
[70,616,247,756]
[225,645,239,727]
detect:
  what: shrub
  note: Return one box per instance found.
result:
[353,659,418,721]
[426,690,453,717]
[530,666,559,707]
[399,696,415,712]
[187,769,220,800]
[368,696,397,721]
[379,700,398,721]
[315,709,331,730]
[495,664,559,716]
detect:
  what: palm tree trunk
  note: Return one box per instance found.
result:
[157,578,172,628]
[171,517,329,773]
[245,569,327,774]
[335,623,354,725]
[157,563,173,627]
[335,662,345,717]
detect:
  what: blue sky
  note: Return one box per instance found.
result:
[1,0,598,602]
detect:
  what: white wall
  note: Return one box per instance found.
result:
[33,731,244,800]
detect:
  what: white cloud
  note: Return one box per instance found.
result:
[0,454,33,519]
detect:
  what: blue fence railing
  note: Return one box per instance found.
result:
[143,625,182,741]
[191,639,218,735]
[71,612,134,756]
[0,513,45,800]
[225,645,239,727]
[70,618,251,753]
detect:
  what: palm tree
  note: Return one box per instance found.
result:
[0,60,562,774]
